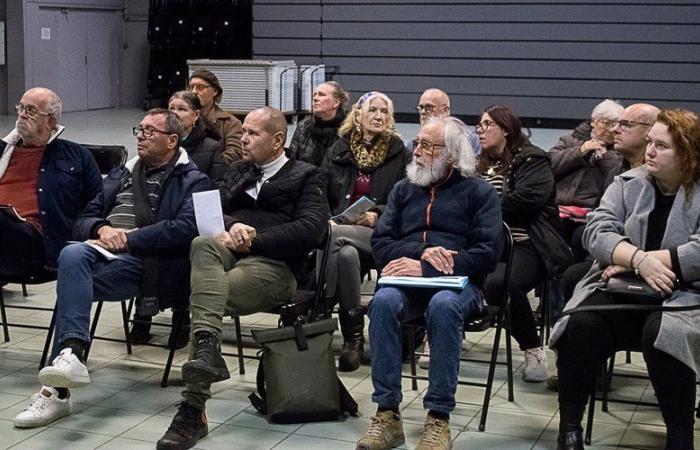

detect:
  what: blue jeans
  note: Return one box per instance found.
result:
[368,284,483,413]
[51,243,143,359]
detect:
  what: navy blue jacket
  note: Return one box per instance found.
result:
[0,137,102,267]
[372,170,503,288]
[74,150,210,308]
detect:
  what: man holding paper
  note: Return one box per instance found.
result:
[14,109,209,429]
[357,117,502,450]
[157,107,328,450]
[0,87,102,277]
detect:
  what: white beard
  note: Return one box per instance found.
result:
[406,152,450,187]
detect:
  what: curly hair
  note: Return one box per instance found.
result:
[656,109,700,200]
[337,91,397,138]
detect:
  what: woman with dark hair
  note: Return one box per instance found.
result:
[288,81,350,166]
[550,109,700,450]
[321,91,409,371]
[476,105,572,383]
[168,90,226,184]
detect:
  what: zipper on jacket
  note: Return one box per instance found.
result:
[423,187,437,242]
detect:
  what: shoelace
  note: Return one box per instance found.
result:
[421,417,448,444]
[193,336,216,359]
[167,403,199,436]
[525,350,544,364]
[26,393,49,412]
[365,415,390,439]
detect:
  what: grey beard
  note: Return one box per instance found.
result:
[406,154,449,187]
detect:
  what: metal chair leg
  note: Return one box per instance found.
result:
[0,288,9,342]
[161,309,187,388]
[39,308,58,369]
[585,371,598,446]
[84,301,104,362]
[120,300,132,355]
[505,305,514,401]
[479,309,504,431]
[408,327,418,391]
[234,316,245,375]
[21,284,28,297]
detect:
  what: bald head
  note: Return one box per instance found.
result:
[241,107,288,165]
[625,103,661,124]
[255,106,288,143]
[418,89,451,125]
[15,87,62,146]
[613,103,660,167]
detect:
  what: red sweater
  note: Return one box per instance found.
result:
[0,144,46,231]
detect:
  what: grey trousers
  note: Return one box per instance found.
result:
[323,224,374,313]
[182,235,296,410]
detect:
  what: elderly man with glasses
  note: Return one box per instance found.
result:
[188,69,243,165]
[357,116,502,450]
[0,87,102,278]
[13,108,209,429]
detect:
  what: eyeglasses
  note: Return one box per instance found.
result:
[132,126,173,138]
[416,104,436,114]
[612,119,653,132]
[475,119,496,133]
[595,118,616,129]
[15,104,52,119]
[187,83,212,93]
[412,139,446,155]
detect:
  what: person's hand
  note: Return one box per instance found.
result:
[96,225,129,253]
[215,230,251,253]
[421,246,458,274]
[381,257,422,277]
[601,264,629,282]
[356,211,379,228]
[228,223,256,247]
[637,254,677,295]
[580,139,606,156]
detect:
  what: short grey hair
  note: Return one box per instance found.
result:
[146,108,184,143]
[433,116,477,177]
[591,99,623,121]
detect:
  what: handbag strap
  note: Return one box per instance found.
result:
[560,302,700,317]
[249,363,268,415]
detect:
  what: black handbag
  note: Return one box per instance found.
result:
[602,272,668,303]
[248,318,358,424]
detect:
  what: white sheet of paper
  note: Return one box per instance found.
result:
[193,190,225,237]
[68,241,121,260]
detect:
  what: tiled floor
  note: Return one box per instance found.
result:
[2,109,699,448]
[2,280,699,450]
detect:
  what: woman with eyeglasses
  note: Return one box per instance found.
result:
[167,91,226,185]
[321,91,410,371]
[550,109,700,450]
[187,69,243,165]
[476,105,572,383]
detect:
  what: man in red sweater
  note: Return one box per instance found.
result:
[0,87,102,277]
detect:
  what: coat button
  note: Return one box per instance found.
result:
[39,188,43,192]
[345,194,351,199]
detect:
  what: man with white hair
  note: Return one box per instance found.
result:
[357,117,502,450]
[0,87,101,277]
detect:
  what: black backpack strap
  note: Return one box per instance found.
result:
[338,377,358,417]
[560,302,700,317]
[248,362,267,415]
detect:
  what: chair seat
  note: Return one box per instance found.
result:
[464,306,498,332]
[0,270,57,285]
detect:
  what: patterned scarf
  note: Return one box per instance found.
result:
[349,131,390,172]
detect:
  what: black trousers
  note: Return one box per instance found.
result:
[557,290,697,450]
[485,240,545,351]
[0,214,45,277]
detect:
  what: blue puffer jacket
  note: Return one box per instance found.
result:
[372,169,503,288]
[0,137,102,267]
[74,149,210,309]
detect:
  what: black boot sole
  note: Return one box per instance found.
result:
[182,360,230,384]
[156,427,208,450]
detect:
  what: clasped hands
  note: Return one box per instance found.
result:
[381,246,458,277]
[216,223,256,253]
[90,225,132,253]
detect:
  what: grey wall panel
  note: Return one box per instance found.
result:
[253,1,700,120]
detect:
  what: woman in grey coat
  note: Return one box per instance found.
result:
[550,109,700,450]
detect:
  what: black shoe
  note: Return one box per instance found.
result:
[338,309,364,372]
[181,331,230,383]
[557,430,584,450]
[157,402,208,450]
[168,310,190,350]
[129,314,153,344]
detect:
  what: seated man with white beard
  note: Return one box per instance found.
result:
[357,117,502,450]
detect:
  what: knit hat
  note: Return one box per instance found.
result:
[189,69,223,104]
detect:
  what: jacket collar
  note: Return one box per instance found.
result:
[125,147,190,173]
[2,125,66,146]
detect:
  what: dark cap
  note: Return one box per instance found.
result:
[189,69,223,104]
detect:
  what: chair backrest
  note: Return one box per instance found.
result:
[499,222,515,307]
[82,144,128,175]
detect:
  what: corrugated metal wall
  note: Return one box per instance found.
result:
[252,0,700,123]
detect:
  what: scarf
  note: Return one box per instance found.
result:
[349,131,391,172]
[0,126,65,181]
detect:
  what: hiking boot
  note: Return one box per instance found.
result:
[416,415,452,450]
[129,314,152,344]
[181,331,230,384]
[557,429,584,450]
[13,386,72,428]
[418,336,430,370]
[157,402,208,450]
[356,410,405,450]
[522,347,548,382]
[339,310,364,372]
[38,348,90,388]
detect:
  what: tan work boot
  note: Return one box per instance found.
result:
[356,409,405,450]
[416,415,452,450]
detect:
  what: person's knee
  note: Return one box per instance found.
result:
[190,235,218,257]
[368,287,404,319]
[337,244,360,269]
[640,314,662,355]
[426,291,462,319]
[57,243,91,267]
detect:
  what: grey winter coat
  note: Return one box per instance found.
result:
[549,165,700,376]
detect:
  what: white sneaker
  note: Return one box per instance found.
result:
[38,348,90,388]
[418,337,430,370]
[14,386,72,428]
[522,347,548,382]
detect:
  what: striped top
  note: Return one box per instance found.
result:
[480,162,529,242]
[106,166,167,229]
